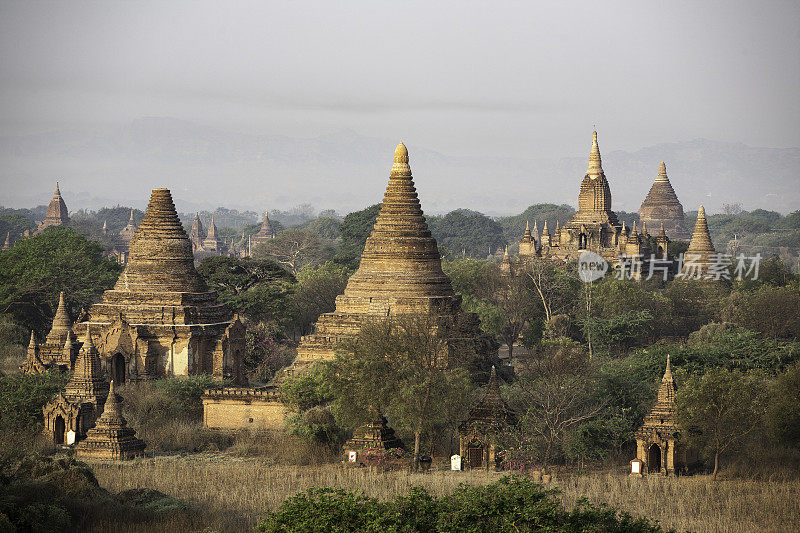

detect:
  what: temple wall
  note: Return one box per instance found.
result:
[202,389,288,430]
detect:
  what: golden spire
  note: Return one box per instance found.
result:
[663,354,673,382]
[542,219,549,233]
[656,161,669,182]
[632,220,637,235]
[641,221,647,236]
[586,130,603,177]
[391,142,410,176]
[687,205,715,255]
[659,221,667,238]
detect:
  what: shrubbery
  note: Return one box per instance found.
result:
[257,476,664,532]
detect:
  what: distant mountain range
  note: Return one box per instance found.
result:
[1,117,798,216]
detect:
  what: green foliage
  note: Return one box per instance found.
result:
[280,365,335,411]
[0,227,123,332]
[256,476,663,532]
[427,209,506,258]
[0,212,36,243]
[0,371,69,432]
[721,285,800,339]
[253,228,336,274]
[304,216,342,240]
[197,256,295,323]
[289,262,351,337]
[286,407,343,449]
[775,210,800,229]
[334,204,380,269]
[676,368,768,477]
[579,310,654,353]
[766,362,800,449]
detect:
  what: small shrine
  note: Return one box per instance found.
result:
[342,418,403,464]
[75,380,146,460]
[20,292,79,374]
[459,366,515,470]
[633,356,695,475]
[42,329,109,445]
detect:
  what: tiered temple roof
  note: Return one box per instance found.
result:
[573,131,619,226]
[250,210,276,247]
[35,182,70,234]
[679,205,717,278]
[639,162,690,241]
[75,380,146,460]
[293,143,487,368]
[189,212,204,252]
[635,356,679,450]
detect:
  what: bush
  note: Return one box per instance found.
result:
[0,371,69,432]
[256,476,663,532]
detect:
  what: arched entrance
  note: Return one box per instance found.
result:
[54,415,65,445]
[578,233,588,249]
[111,353,126,384]
[467,441,484,469]
[648,444,662,473]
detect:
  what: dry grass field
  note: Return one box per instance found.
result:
[89,454,800,533]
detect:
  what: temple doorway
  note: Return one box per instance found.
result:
[111,353,126,384]
[578,233,588,249]
[648,444,662,473]
[54,415,65,445]
[467,442,484,469]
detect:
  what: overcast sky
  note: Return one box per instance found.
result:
[1,0,798,161]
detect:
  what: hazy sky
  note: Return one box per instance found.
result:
[1,0,798,161]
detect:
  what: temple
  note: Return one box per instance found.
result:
[75,380,146,460]
[633,356,696,475]
[459,366,515,470]
[35,182,70,234]
[639,162,690,241]
[292,142,487,370]
[20,292,80,373]
[520,131,651,264]
[42,329,109,445]
[678,205,718,279]
[250,210,276,249]
[67,188,245,384]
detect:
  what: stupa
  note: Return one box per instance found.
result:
[678,205,717,279]
[189,212,204,252]
[639,162,690,241]
[73,188,245,384]
[633,356,696,475]
[292,143,487,369]
[75,380,146,460]
[43,329,109,444]
[20,292,79,373]
[35,182,70,234]
[250,210,276,247]
[201,215,222,252]
[459,366,515,470]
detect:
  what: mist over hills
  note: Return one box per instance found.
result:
[1,117,797,216]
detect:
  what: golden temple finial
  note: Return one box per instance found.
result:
[587,130,603,177]
[391,142,410,175]
[663,354,673,382]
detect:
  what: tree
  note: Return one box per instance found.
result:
[509,338,605,472]
[0,227,122,332]
[426,209,506,258]
[526,260,580,326]
[252,228,334,274]
[676,368,767,479]
[334,204,380,269]
[721,286,800,340]
[197,256,295,324]
[766,362,800,450]
[289,262,351,338]
[328,316,474,471]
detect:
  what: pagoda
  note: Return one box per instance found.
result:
[250,210,276,248]
[72,188,245,384]
[201,215,223,252]
[35,182,70,234]
[678,205,718,279]
[76,380,146,460]
[20,292,79,373]
[459,366,515,470]
[292,143,487,370]
[189,212,204,252]
[638,162,690,241]
[633,356,696,475]
[43,329,109,445]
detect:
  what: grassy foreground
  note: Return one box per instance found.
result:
[89,455,800,532]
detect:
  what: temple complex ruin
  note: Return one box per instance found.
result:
[63,187,245,383]
[639,162,690,241]
[249,210,276,248]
